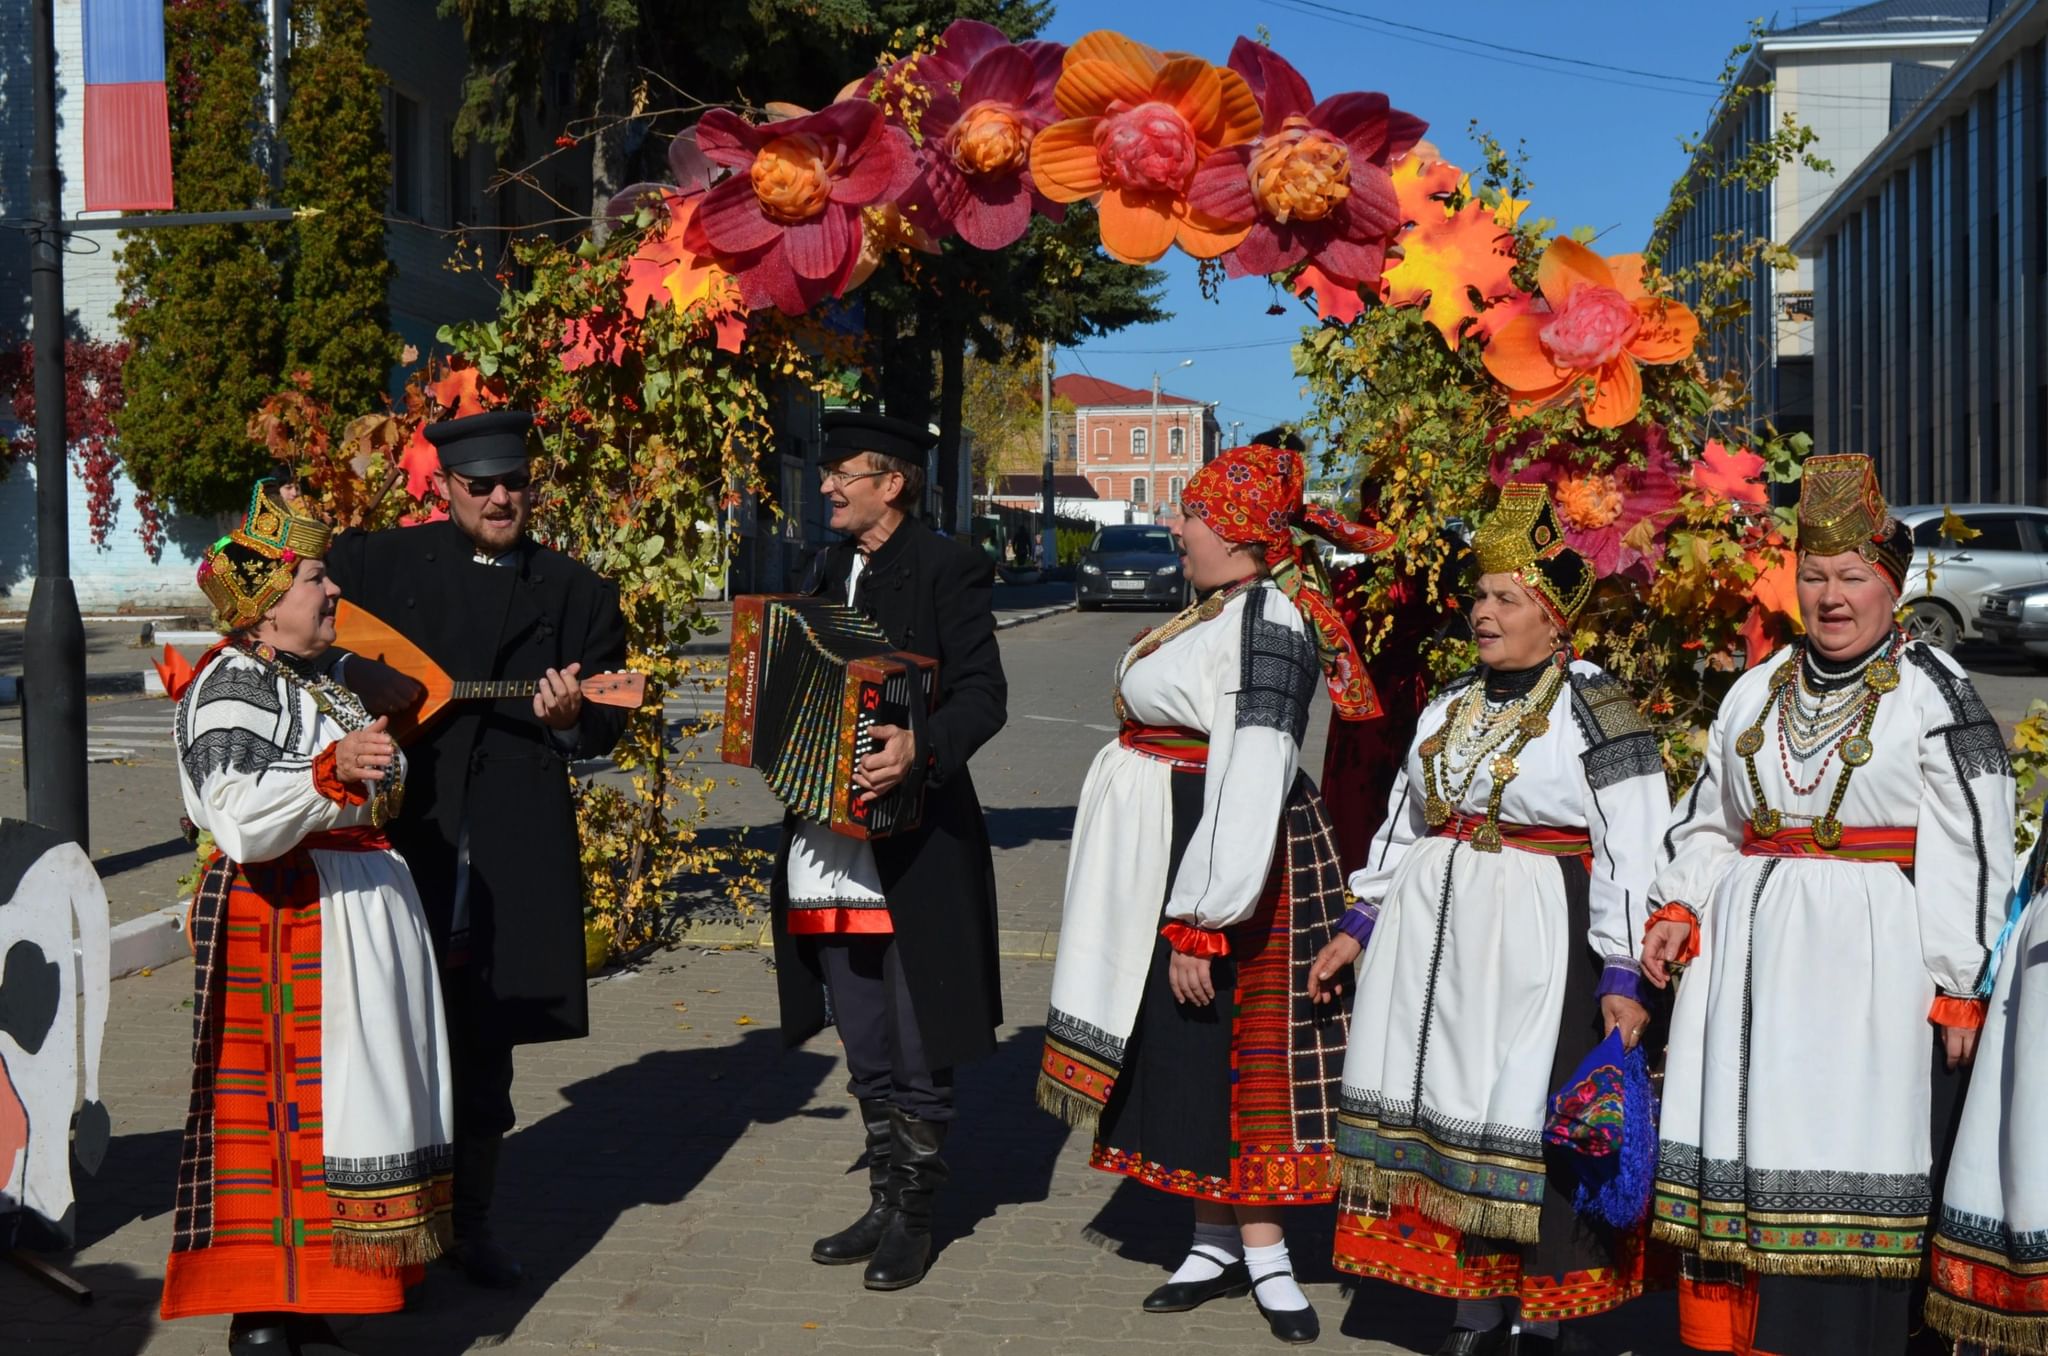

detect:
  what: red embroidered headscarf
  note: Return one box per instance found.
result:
[1181,445,1393,721]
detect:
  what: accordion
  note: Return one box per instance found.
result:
[720,595,939,840]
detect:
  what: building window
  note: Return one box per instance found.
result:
[1095,477,1110,498]
[1066,433,1076,458]
[1131,476,1148,506]
[1094,427,1110,459]
[1131,428,1148,458]
[1169,475,1183,502]
[1169,426,1184,457]
[389,91,421,218]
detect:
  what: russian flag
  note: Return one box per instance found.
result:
[82,0,175,212]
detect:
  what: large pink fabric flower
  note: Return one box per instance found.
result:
[880,21,1067,249]
[1186,39,1425,287]
[686,102,914,314]
[1490,426,1684,580]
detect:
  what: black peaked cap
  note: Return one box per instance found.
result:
[424,409,535,477]
[822,410,935,464]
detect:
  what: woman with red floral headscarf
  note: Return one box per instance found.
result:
[1039,445,1388,1345]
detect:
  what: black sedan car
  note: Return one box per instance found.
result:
[1979,578,2048,668]
[1075,524,1188,611]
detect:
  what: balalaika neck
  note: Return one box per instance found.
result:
[449,680,538,701]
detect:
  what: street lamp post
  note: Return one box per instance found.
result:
[1149,358,1192,524]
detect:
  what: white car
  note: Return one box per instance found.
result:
[1893,504,2048,650]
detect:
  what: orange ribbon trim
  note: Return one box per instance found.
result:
[1740,824,1915,865]
[1161,920,1230,958]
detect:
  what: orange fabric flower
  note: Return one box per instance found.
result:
[1026,31,1261,264]
[1481,238,1700,429]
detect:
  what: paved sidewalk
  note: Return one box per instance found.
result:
[10,949,1683,1356]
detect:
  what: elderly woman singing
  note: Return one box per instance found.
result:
[1040,444,1388,1346]
[1643,454,2016,1356]
[160,484,454,1356]
[1313,484,1672,1356]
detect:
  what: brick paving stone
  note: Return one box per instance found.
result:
[4,945,1697,1355]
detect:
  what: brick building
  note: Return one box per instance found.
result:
[1052,374,1220,522]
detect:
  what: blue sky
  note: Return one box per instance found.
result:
[1039,0,1807,438]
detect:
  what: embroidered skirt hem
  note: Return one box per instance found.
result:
[1332,1205,1647,1322]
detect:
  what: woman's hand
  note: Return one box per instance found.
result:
[1941,1023,1979,1070]
[1641,919,1695,989]
[1601,994,1651,1051]
[1168,952,1215,1006]
[1308,933,1363,1005]
[333,716,396,786]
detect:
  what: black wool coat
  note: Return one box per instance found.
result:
[326,521,628,1045]
[771,518,1008,1071]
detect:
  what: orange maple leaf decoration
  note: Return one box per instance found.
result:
[1377,149,1521,347]
[1693,438,1769,509]
[1292,263,1365,325]
[623,194,748,354]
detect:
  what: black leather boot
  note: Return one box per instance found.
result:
[812,1098,896,1264]
[447,1132,524,1290]
[226,1313,291,1353]
[862,1109,948,1291]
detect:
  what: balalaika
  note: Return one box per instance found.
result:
[720,595,938,840]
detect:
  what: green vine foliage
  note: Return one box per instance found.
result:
[117,0,285,514]
[440,214,848,956]
[281,0,401,421]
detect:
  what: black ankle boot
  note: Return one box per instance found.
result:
[227,1313,291,1353]
[447,1132,524,1290]
[862,1109,948,1291]
[812,1097,895,1264]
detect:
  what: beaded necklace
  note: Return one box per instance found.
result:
[1417,651,1570,853]
[1111,576,1263,725]
[1735,632,1900,848]
[236,639,405,826]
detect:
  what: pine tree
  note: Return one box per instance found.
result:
[116,0,284,515]
[282,0,398,419]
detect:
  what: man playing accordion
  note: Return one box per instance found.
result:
[771,411,1009,1293]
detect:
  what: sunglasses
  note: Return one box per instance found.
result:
[454,469,533,496]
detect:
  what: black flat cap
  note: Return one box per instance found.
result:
[424,409,535,477]
[822,410,935,464]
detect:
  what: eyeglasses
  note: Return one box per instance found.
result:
[455,469,532,496]
[820,467,893,490]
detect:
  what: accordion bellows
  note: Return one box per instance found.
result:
[721,596,938,840]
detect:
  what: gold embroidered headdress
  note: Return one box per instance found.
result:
[1471,482,1594,627]
[1796,453,1909,587]
[197,481,333,632]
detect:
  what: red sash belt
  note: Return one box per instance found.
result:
[1432,812,1592,857]
[1740,824,1914,865]
[299,826,394,853]
[1119,723,1210,771]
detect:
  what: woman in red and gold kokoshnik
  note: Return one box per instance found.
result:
[1040,445,1389,1346]
[1641,454,2016,1356]
[161,483,455,1355]
[1314,483,1672,1356]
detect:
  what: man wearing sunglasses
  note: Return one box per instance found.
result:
[773,410,1009,1293]
[322,409,628,1292]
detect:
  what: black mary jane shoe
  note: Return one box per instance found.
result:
[1435,1324,1515,1356]
[1142,1259,1253,1313]
[1250,1273,1320,1345]
[226,1314,292,1354]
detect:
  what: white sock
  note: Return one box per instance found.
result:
[1168,1221,1243,1284]
[1454,1298,1508,1331]
[1244,1240,1309,1312]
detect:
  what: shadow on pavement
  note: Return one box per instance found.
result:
[935,1024,1073,1258]
[4,1259,170,1355]
[981,805,1075,850]
[359,1028,837,1356]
